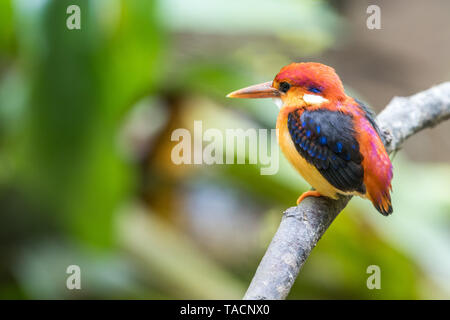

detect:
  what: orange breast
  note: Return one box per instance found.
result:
[276,107,340,199]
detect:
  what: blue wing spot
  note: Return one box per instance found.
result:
[336,142,343,153]
[308,87,321,94]
[352,144,356,150]
[345,152,351,161]
[319,136,327,145]
[316,125,321,134]
[302,121,307,127]
[306,130,311,137]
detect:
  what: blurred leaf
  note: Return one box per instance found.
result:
[0,0,14,55]
[117,202,246,299]
[13,241,150,299]
[9,0,165,246]
[159,0,341,53]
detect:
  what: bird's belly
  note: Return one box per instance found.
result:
[277,117,339,199]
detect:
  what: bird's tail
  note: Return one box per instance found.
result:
[368,189,393,216]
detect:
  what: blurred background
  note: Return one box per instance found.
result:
[0,0,449,299]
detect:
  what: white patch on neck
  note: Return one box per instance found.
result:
[272,97,283,109]
[303,94,328,105]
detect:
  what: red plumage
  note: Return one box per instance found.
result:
[228,62,393,215]
[276,63,393,215]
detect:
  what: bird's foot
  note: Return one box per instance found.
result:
[296,190,322,205]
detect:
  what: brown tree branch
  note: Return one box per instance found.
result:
[243,82,450,300]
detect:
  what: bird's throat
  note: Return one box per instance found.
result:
[272,97,283,109]
[272,94,329,110]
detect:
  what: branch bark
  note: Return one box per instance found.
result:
[243,82,450,300]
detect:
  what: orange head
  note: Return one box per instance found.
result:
[227,62,346,108]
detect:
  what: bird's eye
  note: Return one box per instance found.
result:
[279,82,291,93]
[308,87,322,94]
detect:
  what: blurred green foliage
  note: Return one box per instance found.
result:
[0,0,448,299]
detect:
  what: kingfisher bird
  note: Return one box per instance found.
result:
[227,62,393,215]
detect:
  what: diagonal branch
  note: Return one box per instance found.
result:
[244,82,450,300]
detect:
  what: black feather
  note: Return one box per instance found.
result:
[288,109,365,193]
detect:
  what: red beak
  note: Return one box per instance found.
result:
[227,81,279,99]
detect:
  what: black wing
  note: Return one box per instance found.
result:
[354,98,386,144]
[287,109,365,193]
